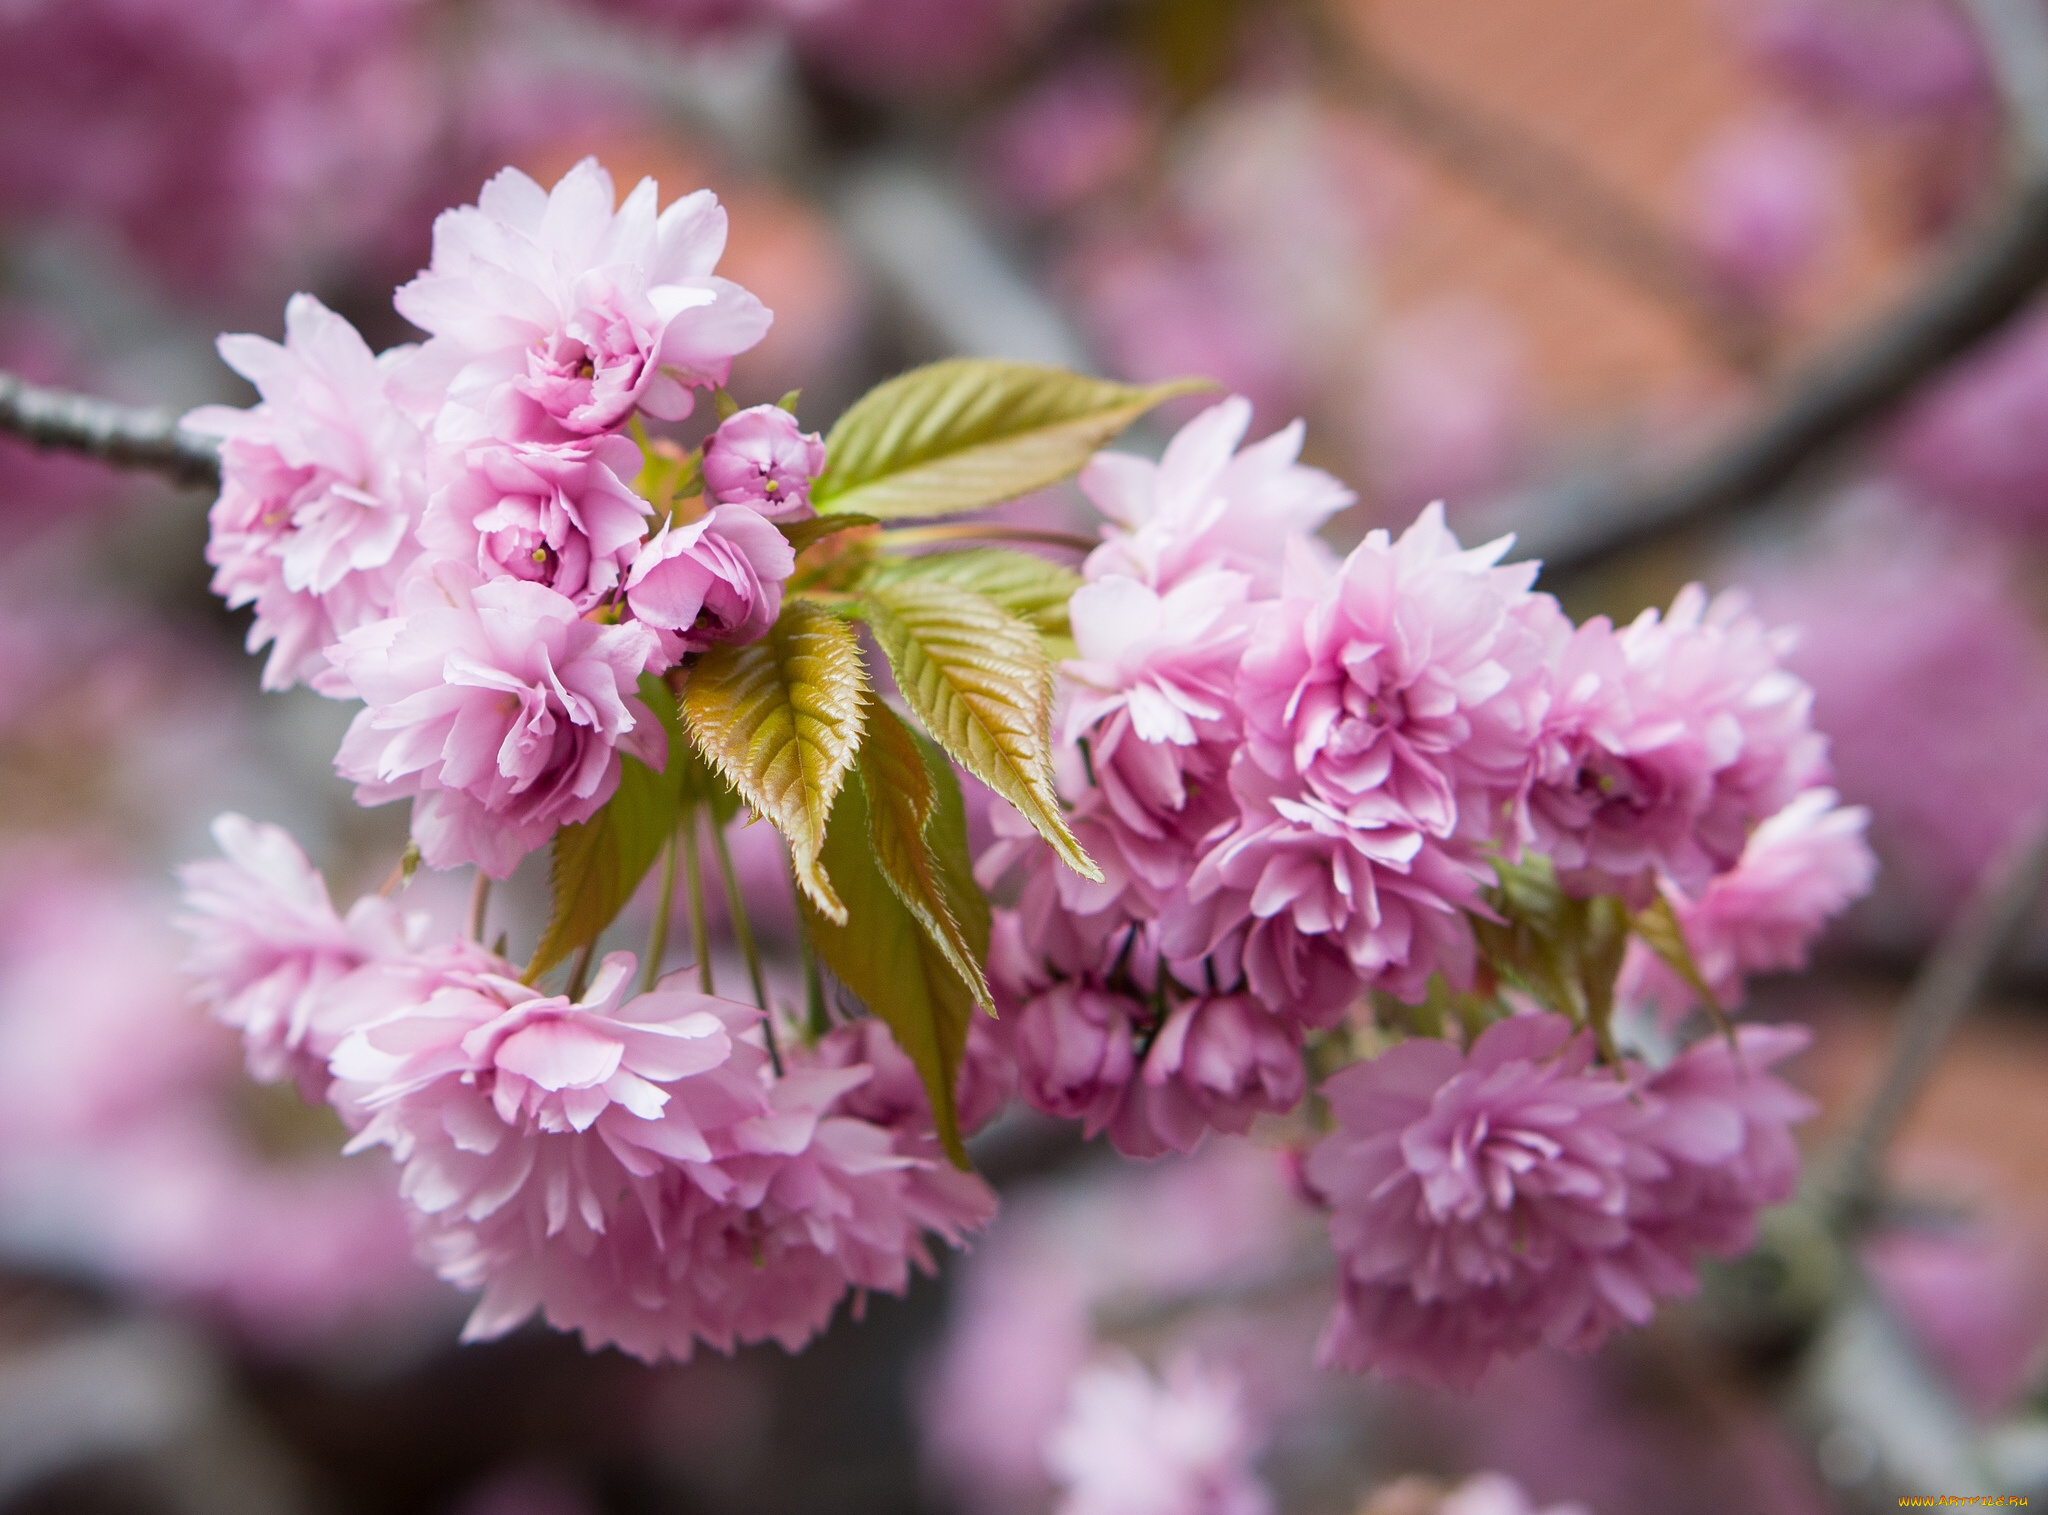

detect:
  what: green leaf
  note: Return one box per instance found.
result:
[680,603,868,923]
[872,548,1081,643]
[629,433,701,520]
[859,700,994,1012]
[914,727,992,980]
[861,576,1099,882]
[1468,855,1633,1064]
[780,512,879,554]
[528,675,687,979]
[803,766,976,1167]
[813,360,1211,520]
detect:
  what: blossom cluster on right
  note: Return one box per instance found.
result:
[984,397,1875,1385]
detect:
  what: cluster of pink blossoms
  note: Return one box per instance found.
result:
[178,815,997,1359]
[981,397,1875,1382]
[187,158,820,878]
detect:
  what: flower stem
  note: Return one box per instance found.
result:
[879,523,1099,554]
[678,810,714,996]
[567,941,596,1001]
[790,861,829,1041]
[642,828,680,994]
[712,818,781,1076]
[469,872,491,943]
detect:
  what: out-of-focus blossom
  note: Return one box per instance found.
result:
[395,159,771,441]
[1745,498,2048,931]
[921,1143,1313,1514]
[0,864,435,1352]
[1358,302,1529,517]
[1618,788,1874,1019]
[1864,1219,2048,1418]
[1045,1353,1272,1515]
[1080,396,1352,595]
[186,294,428,692]
[176,812,422,1096]
[701,403,826,521]
[976,55,1154,217]
[623,503,795,657]
[332,568,663,877]
[1683,113,1844,312]
[421,434,652,610]
[1737,0,1987,117]
[1890,303,2048,533]
[0,0,440,297]
[1309,1015,1812,1387]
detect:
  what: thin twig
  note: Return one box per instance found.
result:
[711,818,781,1075]
[0,370,221,488]
[678,811,713,996]
[1476,0,2048,570]
[1311,5,1771,374]
[642,830,680,994]
[467,872,491,944]
[1831,805,2048,1218]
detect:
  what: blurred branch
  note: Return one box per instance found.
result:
[1475,0,2048,570]
[1829,804,2048,1218]
[1311,6,1773,373]
[0,370,220,488]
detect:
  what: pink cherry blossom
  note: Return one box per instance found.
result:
[331,567,663,877]
[1618,788,1874,1019]
[1189,505,1554,1002]
[1009,983,1144,1135]
[394,159,772,441]
[420,433,651,610]
[1310,1014,1814,1387]
[701,403,826,522]
[623,504,795,658]
[810,1013,1016,1140]
[331,950,769,1351]
[185,293,428,692]
[1530,584,1827,899]
[1045,1353,1273,1515]
[175,812,421,1095]
[1080,396,1353,594]
[1308,1015,1642,1387]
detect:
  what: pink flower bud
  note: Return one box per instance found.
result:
[700,403,827,522]
[624,504,795,657]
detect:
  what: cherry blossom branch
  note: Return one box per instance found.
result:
[1830,804,2048,1219]
[0,369,221,488]
[1474,0,2048,571]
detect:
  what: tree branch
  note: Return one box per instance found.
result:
[0,370,220,489]
[1830,804,2048,1219]
[1472,0,2048,571]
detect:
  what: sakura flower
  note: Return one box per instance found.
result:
[1045,1353,1273,1515]
[701,403,826,522]
[811,1013,1016,1141]
[623,504,795,658]
[185,293,428,692]
[1360,1473,1591,1515]
[420,433,651,610]
[1063,572,1250,750]
[1530,585,1827,899]
[330,950,771,1353]
[1618,789,1874,1019]
[331,567,663,877]
[1081,396,1352,594]
[1188,505,1554,1002]
[1628,1024,1813,1265]
[395,158,772,440]
[1309,1015,1645,1387]
[1142,994,1305,1138]
[175,812,421,1095]
[1009,982,1143,1135]
[1309,1014,1815,1387]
